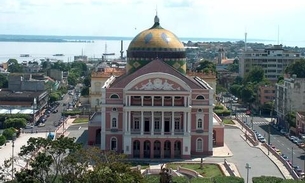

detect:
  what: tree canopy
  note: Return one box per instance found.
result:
[244,66,265,84]
[285,58,305,78]
[0,136,143,183]
[0,73,8,88]
[196,60,216,73]
[7,59,23,73]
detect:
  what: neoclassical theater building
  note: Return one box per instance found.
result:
[88,15,224,159]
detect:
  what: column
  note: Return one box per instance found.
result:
[161,111,164,135]
[152,96,154,106]
[170,140,175,159]
[187,112,191,133]
[151,112,154,135]
[141,96,144,106]
[141,111,144,135]
[128,96,131,106]
[171,111,175,135]
[140,140,144,159]
[184,96,187,107]
[128,111,131,132]
[183,112,187,133]
[160,141,164,158]
[172,96,174,106]
[125,96,128,106]
[162,96,164,106]
[124,111,128,132]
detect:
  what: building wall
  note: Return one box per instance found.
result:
[239,45,300,81]
[258,85,275,105]
[296,112,305,136]
[275,77,305,127]
[47,69,63,81]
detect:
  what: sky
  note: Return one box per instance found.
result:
[1,0,305,46]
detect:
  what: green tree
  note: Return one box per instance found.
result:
[240,85,255,103]
[229,84,242,98]
[285,58,305,78]
[7,59,23,73]
[0,136,143,183]
[2,127,16,140]
[196,60,216,73]
[83,76,91,87]
[0,73,8,88]
[4,118,26,129]
[0,135,6,146]
[244,66,265,84]
[49,92,61,102]
[285,111,296,128]
[68,73,77,86]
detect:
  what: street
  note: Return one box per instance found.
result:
[231,101,305,173]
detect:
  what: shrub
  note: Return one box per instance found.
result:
[0,135,6,146]
[214,105,224,110]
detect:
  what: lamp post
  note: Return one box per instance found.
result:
[11,133,16,180]
[292,147,294,165]
[251,115,254,130]
[245,163,251,183]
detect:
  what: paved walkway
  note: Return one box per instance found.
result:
[0,133,46,173]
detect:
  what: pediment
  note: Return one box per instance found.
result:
[125,73,191,91]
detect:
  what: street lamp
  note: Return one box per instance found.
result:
[251,115,254,130]
[11,133,16,180]
[245,163,251,183]
[292,147,294,165]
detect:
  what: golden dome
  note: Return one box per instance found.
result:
[128,16,185,52]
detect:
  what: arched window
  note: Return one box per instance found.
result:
[196,138,203,152]
[111,118,117,128]
[110,94,119,98]
[196,95,205,100]
[197,109,202,113]
[111,137,117,151]
[112,108,117,112]
[197,119,203,129]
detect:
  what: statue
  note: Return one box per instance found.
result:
[159,164,173,183]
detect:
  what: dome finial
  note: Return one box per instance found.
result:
[154,5,159,23]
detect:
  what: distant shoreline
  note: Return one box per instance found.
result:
[0,34,274,44]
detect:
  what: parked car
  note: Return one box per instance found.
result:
[52,109,58,113]
[258,137,266,143]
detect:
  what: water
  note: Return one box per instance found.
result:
[0,35,303,64]
[0,40,131,63]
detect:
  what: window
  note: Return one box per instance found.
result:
[174,96,181,100]
[174,118,180,130]
[154,96,161,100]
[112,108,117,112]
[111,137,117,151]
[110,94,119,98]
[111,118,117,128]
[144,96,151,100]
[154,118,160,130]
[196,95,205,100]
[196,138,203,152]
[197,119,203,129]
[164,96,171,100]
[197,109,202,113]
[134,118,140,130]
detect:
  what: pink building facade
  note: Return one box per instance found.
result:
[88,15,224,159]
[296,112,305,137]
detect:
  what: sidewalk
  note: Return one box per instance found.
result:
[0,133,46,171]
[232,119,293,179]
[55,118,75,137]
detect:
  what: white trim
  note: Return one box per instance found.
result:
[110,93,120,99]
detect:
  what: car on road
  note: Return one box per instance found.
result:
[258,137,266,143]
[281,154,289,161]
[38,123,45,127]
[52,109,58,113]
[25,124,34,129]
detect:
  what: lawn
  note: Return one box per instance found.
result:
[73,118,89,124]
[222,118,235,125]
[167,163,223,178]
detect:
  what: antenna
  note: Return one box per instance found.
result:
[244,27,247,51]
[277,25,280,45]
